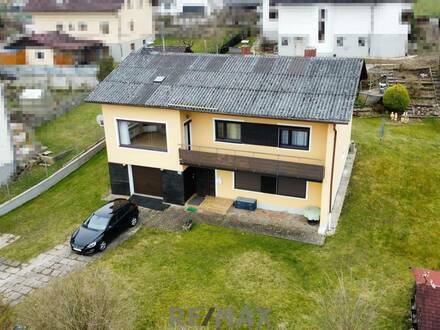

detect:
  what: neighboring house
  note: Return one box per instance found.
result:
[262,0,413,58]
[86,49,366,235]
[154,0,222,18]
[0,83,14,186]
[24,0,155,62]
[411,268,440,330]
[1,32,103,66]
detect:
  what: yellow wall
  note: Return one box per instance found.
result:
[31,0,153,44]
[216,170,322,213]
[26,48,54,66]
[102,104,184,172]
[103,104,352,225]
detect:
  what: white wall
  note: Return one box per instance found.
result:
[0,84,14,186]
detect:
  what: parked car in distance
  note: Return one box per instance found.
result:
[70,199,139,254]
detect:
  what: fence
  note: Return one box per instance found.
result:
[0,139,106,217]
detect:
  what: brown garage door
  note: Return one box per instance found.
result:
[132,166,162,197]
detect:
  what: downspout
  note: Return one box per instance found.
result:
[329,124,337,212]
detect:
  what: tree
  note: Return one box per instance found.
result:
[97,57,115,82]
[383,84,411,114]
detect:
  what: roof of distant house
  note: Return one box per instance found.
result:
[412,268,440,330]
[7,32,102,51]
[86,49,367,124]
[24,0,124,12]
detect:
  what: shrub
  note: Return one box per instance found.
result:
[310,273,377,330]
[383,84,410,114]
[97,57,115,82]
[0,298,13,330]
[16,268,136,330]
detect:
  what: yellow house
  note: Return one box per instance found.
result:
[86,50,367,235]
[24,0,155,62]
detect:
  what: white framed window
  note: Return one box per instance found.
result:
[56,23,63,31]
[281,37,288,46]
[138,0,143,8]
[129,20,134,32]
[36,51,45,59]
[358,37,366,47]
[269,8,278,20]
[337,37,344,47]
[78,22,87,31]
[100,21,109,34]
[68,22,75,31]
[117,120,167,152]
[318,8,326,42]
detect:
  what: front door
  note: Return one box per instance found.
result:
[195,168,215,197]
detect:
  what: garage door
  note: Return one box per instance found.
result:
[132,166,162,197]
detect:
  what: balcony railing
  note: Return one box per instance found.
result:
[178,144,325,182]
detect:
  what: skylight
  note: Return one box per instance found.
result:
[153,76,166,83]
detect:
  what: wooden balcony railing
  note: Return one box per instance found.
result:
[178,144,325,182]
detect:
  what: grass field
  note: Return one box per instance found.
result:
[415,0,440,17]
[2,117,440,328]
[0,103,103,204]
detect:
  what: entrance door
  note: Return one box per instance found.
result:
[132,166,162,197]
[294,37,305,56]
[195,168,215,197]
[184,120,192,150]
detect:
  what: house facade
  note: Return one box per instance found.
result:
[24,0,155,62]
[86,50,366,235]
[262,0,413,58]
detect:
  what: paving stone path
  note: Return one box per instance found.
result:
[0,213,146,306]
[0,234,20,249]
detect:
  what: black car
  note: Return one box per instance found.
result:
[70,199,139,254]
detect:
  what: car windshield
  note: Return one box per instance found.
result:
[84,214,110,231]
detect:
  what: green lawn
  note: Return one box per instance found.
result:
[92,118,440,328]
[0,103,104,204]
[2,118,440,328]
[415,0,440,17]
[0,150,109,261]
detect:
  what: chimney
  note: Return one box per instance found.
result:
[241,39,251,56]
[304,47,317,58]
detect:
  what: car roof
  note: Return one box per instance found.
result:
[94,199,129,217]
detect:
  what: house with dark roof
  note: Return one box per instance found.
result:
[411,268,440,330]
[24,0,155,62]
[86,49,367,235]
[263,0,413,58]
[1,32,104,66]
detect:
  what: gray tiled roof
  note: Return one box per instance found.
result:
[86,49,366,124]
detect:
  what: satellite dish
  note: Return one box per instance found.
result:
[96,114,104,127]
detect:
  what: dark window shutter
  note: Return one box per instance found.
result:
[277,176,307,198]
[242,123,278,147]
[235,171,260,191]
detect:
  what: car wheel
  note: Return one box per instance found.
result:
[98,240,107,252]
[130,216,138,227]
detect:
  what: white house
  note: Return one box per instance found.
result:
[262,0,413,58]
[0,84,14,186]
[154,0,223,18]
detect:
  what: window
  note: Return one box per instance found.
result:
[318,9,326,42]
[68,22,75,31]
[78,22,87,31]
[215,120,241,143]
[117,120,167,151]
[281,37,288,46]
[234,171,307,199]
[130,43,135,51]
[127,0,132,9]
[56,23,63,31]
[100,22,109,34]
[36,51,45,59]
[358,37,366,47]
[143,39,146,45]
[138,0,143,9]
[337,37,344,47]
[269,9,278,20]
[129,20,134,32]
[164,3,171,10]
[279,126,310,150]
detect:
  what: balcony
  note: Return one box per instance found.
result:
[178,144,325,182]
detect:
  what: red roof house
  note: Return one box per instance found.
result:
[411,268,440,330]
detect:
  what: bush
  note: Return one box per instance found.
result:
[97,57,115,82]
[310,273,377,330]
[383,84,410,114]
[16,268,136,330]
[0,298,13,330]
